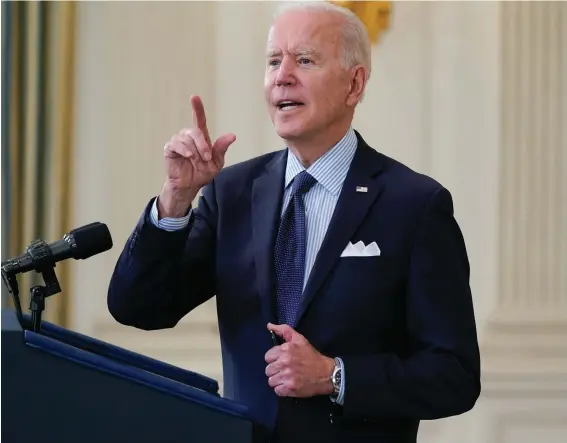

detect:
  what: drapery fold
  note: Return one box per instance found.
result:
[2,1,77,327]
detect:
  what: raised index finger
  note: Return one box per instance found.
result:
[191,95,211,145]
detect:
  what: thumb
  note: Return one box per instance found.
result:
[212,133,236,158]
[268,323,296,343]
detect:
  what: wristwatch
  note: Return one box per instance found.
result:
[331,358,342,397]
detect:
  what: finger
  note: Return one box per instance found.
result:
[191,95,211,145]
[268,371,285,388]
[265,359,286,377]
[264,346,283,364]
[269,376,279,389]
[190,129,212,161]
[212,133,236,160]
[167,129,198,159]
[180,129,212,162]
[274,384,293,397]
[268,366,293,388]
[164,139,191,159]
[265,362,278,378]
[268,323,295,343]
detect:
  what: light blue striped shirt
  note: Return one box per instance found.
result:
[149,126,358,406]
[280,128,357,290]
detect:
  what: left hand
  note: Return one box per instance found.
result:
[265,323,335,398]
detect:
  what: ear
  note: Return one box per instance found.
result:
[346,65,368,107]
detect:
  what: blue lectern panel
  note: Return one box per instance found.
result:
[2,309,258,443]
[36,316,219,394]
[24,331,247,417]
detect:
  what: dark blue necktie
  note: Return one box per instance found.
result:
[275,171,317,326]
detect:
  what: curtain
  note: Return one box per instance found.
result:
[1,1,77,327]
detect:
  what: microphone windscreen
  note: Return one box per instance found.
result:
[70,222,113,259]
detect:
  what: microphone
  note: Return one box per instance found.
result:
[1,222,113,276]
[1,222,113,332]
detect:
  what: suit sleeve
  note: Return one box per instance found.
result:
[107,182,218,330]
[340,187,481,420]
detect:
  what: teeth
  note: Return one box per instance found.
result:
[278,101,302,111]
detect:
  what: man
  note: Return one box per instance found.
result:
[107,2,481,442]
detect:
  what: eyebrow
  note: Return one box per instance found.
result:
[266,48,319,58]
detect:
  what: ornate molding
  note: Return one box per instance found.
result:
[481,0,567,397]
[332,1,392,43]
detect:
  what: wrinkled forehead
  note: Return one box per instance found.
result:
[266,11,342,57]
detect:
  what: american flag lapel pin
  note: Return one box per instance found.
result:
[356,186,368,193]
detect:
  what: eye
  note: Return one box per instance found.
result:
[299,58,312,65]
[268,59,280,67]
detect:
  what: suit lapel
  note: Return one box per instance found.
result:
[251,150,287,326]
[295,138,385,327]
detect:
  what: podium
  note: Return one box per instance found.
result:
[2,309,261,443]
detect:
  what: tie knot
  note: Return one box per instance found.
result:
[292,171,317,195]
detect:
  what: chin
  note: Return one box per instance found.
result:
[274,121,308,141]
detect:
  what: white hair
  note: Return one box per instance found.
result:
[272,1,372,80]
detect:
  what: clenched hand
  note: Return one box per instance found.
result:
[265,323,335,398]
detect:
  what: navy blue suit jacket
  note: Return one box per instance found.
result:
[107,132,481,443]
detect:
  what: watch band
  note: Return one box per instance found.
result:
[331,358,342,396]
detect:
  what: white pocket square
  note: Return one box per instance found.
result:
[340,241,381,257]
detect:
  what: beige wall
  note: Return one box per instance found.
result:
[69,2,567,442]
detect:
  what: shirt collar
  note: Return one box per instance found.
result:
[284,127,358,195]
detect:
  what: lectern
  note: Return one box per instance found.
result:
[2,309,259,443]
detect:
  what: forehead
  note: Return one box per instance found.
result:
[267,10,342,56]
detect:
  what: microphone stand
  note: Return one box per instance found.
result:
[29,265,61,333]
[27,238,62,333]
[1,239,62,333]
[1,270,25,329]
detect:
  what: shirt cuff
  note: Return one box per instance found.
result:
[149,197,191,231]
[330,357,345,406]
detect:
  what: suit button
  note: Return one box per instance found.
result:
[329,413,334,424]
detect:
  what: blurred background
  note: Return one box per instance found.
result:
[2,1,566,442]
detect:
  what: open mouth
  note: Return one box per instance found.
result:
[276,100,305,111]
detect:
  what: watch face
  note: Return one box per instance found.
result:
[332,367,341,391]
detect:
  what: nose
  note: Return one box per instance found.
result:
[275,57,296,87]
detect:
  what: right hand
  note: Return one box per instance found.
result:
[159,95,236,217]
[165,95,236,191]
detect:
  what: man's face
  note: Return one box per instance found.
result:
[264,10,358,143]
